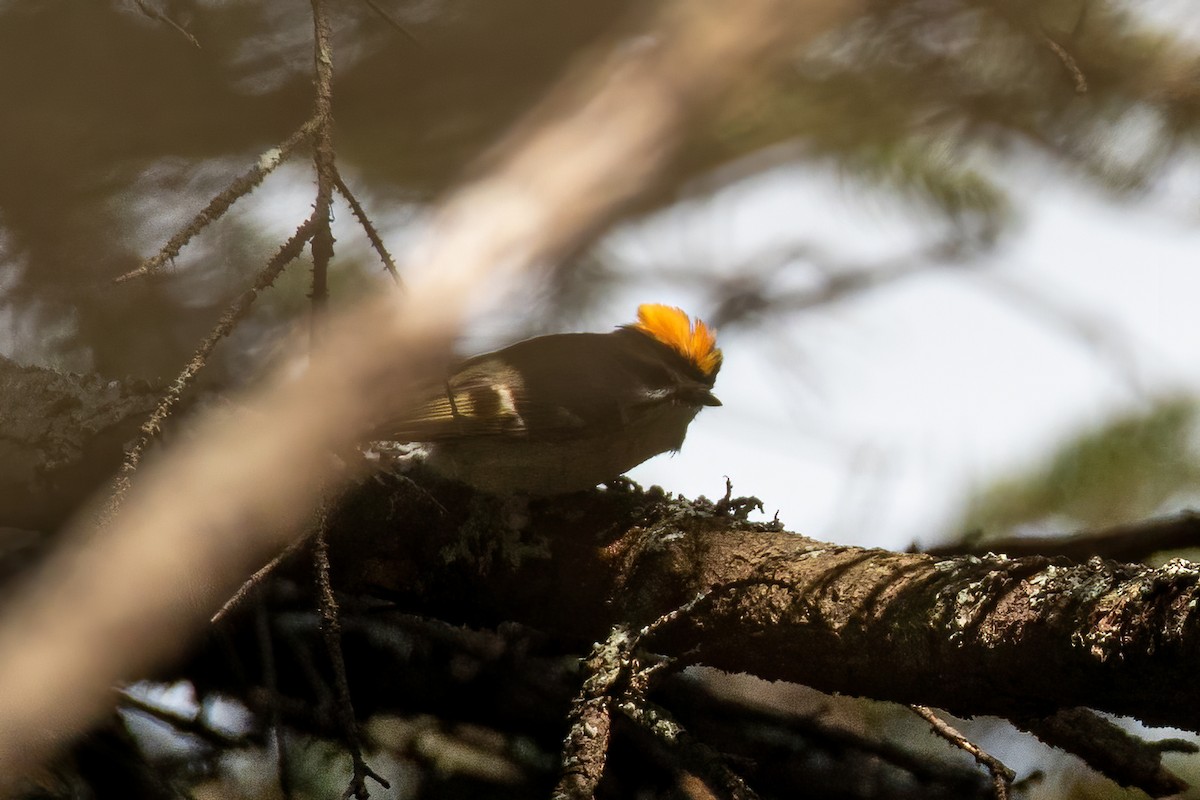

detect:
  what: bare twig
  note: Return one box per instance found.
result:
[619,700,759,800]
[554,581,789,797]
[334,172,401,284]
[355,0,422,48]
[633,577,791,652]
[1041,32,1088,94]
[211,534,312,625]
[118,691,250,749]
[104,213,324,521]
[309,0,337,327]
[620,621,760,799]
[699,235,978,329]
[552,626,630,800]
[657,676,994,794]
[313,520,389,799]
[116,116,320,283]
[131,0,201,49]
[911,705,1015,800]
[257,602,294,800]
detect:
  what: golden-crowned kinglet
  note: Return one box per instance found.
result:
[381,304,722,494]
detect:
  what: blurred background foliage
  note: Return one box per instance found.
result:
[960,397,1200,540]
[3,0,1198,375]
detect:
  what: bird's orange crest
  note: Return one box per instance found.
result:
[633,304,723,377]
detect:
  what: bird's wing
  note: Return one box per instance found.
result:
[374,331,670,443]
[377,363,610,442]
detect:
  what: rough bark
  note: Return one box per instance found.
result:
[287,471,1200,733]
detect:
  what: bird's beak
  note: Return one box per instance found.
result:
[671,384,721,407]
[676,386,720,407]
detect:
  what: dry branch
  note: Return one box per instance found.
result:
[116,116,320,283]
[181,474,1195,797]
[315,481,1200,736]
[911,705,1013,799]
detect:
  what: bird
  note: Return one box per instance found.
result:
[376,304,722,494]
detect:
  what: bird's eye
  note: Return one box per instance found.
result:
[628,356,674,389]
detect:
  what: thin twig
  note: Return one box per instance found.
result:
[1041,32,1088,94]
[257,602,294,800]
[659,676,995,793]
[911,705,1015,800]
[104,214,324,521]
[621,612,760,799]
[555,584,787,799]
[314,519,389,799]
[355,0,423,48]
[131,0,201,49]
[309,0,337,331]
[552,626,630,800]
[619,699,760,800]
[118,691,250,749]
[334,171,400,284]
[632,577,791,652]
[116,116,320,283]
[211,535,312,624]
[626,652,675,700]
[700,236,973,329]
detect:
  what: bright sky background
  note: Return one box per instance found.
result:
[611,158,1200,550]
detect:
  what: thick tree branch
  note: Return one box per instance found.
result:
[169,474,1194,796]
[321,477,1200,734]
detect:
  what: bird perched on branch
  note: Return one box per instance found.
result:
[377,304,722,494]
